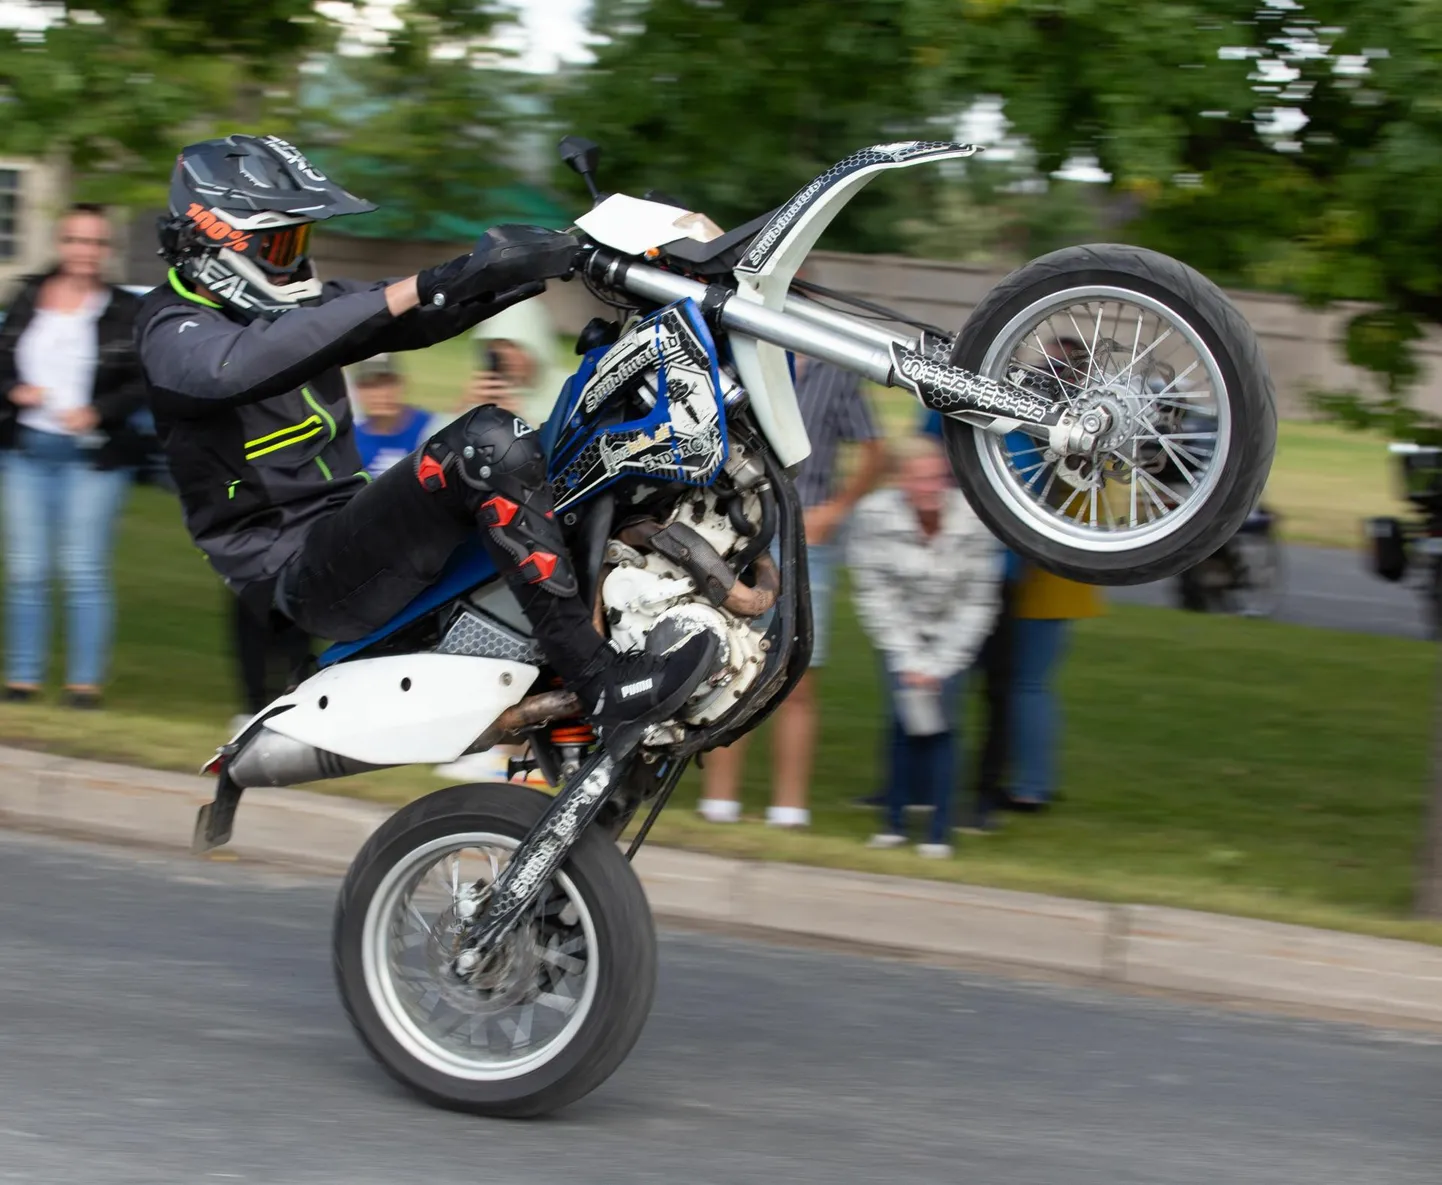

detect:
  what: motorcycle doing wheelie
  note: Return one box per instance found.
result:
[193,137,1277,1117]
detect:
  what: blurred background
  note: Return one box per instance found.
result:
[0,0,1439,938]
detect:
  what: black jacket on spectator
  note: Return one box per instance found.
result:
[0,272,147,470]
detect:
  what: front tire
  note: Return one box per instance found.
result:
[333,782,657,1117]
[944,244,1277,586]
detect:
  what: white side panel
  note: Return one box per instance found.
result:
[262,654,539,766]
[575,193,695,255]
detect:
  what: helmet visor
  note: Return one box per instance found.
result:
[255,223,313,273]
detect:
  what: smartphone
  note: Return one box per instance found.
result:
[478,344,504,375]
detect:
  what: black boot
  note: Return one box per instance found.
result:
[574,625,719,735]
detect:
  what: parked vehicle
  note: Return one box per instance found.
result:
[1177,503,1283,616]
[1365,442,1442,636]
[193,136,1277,1117]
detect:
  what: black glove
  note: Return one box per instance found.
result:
[417,225,581,310]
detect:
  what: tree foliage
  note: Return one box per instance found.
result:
[0,0,520,215]
[554,0,950,251]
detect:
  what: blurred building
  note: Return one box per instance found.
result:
[0,157,69,288]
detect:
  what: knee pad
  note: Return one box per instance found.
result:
[416,405,577,597]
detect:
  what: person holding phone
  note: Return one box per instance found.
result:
[463,293,567,425]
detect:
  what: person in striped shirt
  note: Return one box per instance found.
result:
[698,352,887,828]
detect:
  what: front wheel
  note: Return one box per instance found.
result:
[944,244,1277,586]
[333,782,657,1117]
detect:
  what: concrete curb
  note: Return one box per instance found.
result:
[1,744,1440,1026]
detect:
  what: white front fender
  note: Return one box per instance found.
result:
[258,654,539,766]
[731,140,979,468]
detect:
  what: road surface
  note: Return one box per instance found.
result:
[1111,543,1430,639]
[0,830,1438,1185]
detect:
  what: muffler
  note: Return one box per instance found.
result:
[227,727,391,789]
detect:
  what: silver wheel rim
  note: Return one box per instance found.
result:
[361,831,599,1082]
[973,285,1232,553]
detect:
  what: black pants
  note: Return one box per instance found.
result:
[232,599,312,715]
[275,445,602,674]
[972,577,1017,806]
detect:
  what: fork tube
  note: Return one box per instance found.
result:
[601,255,896,384]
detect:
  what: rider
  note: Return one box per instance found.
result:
[136,134,715,737]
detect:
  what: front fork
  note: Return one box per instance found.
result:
[455,740,627,962]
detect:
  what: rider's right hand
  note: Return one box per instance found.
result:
[417,225,581,311]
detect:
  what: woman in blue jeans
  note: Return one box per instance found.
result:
[0,205,146,707]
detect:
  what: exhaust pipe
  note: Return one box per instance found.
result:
[227,728,390,789]
[228,690,586,789]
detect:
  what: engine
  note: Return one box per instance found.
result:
[599,445,775,737]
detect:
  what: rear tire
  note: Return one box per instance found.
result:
[944,244,1276,586]
[333,782,656,1117]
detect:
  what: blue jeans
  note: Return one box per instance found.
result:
[2,429,131,687]
[883,668,966,843]
[1009,618,1071,803]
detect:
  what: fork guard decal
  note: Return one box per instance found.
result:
[736,140,979,275]
[889,342,1059,425]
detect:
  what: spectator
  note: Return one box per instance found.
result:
[351,354,442,479]
[229,600,312,731]
[848,435,1002,856]
[1006,555,1103,810]
[0,204,145,707]
[464,294,568,426]
[917,409,1019,833]
[698,351,886,828]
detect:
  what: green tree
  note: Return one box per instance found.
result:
[297,3,523,239]
[555,0,949,251]
[0,0,522,216]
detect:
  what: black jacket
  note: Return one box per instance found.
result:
[135,271,532,606]
[0,273,147,469]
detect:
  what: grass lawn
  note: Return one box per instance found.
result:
[1,483,1437,944]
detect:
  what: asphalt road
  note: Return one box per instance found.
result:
[0,830,1439,1185]
[1110,543,1430,639]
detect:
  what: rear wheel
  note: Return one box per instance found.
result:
[333,782,656,1117]
[944,244,1276,586]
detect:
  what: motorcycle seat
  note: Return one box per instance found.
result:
[658,209,775,276]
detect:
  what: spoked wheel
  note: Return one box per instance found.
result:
[944,245,1276,586]
[333,782,656,1118]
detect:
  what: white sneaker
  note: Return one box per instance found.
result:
[866,833,908,850]
[916,843,954,859]
[434,751,511,782]
[697,798,742,824]
[766,805,810,829]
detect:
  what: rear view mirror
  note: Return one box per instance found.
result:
[559,136,602,203]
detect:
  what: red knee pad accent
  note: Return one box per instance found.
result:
[480,495,519,528]
[416,454,447,491]
[519,551,559,584]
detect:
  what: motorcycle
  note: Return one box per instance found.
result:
[193,136,1276,1117]
[1365,442,1442,637]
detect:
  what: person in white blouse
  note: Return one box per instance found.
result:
[0,205,145,707]
[846,435,1003,858]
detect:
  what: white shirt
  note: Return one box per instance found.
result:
[846,487,1004,681]
[15,292,106,436]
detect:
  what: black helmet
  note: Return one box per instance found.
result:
[158,133,375,319]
